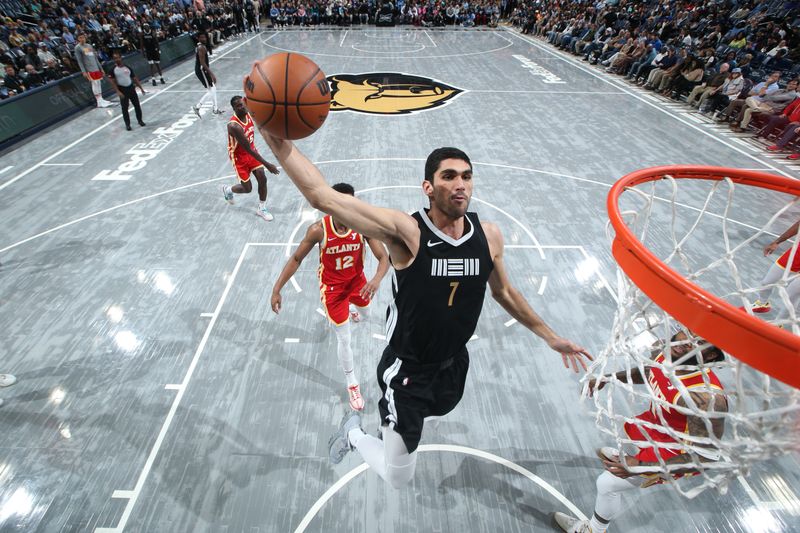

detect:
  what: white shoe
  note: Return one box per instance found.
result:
[349,309,361,322]
[553,512,592,533]
[348,384,364,411]
[192,105,201,118]
[222,185,234,205]
[0,374,17,387]
[257,206,274,221]
[97,98,114,108]
[328,411,362,464]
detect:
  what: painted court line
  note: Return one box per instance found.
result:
[164,384,182,390]
[200,313,214,318]
[316,308,326,317]
[0,165,12,174]
[111,490,134,499]
[0,32,263,192]
[95,243,251,533]
[0,175,232,254]
[285,338,300,343]
[538,275,548,295]
[372,333,386,340]
[41,163,84,166]
[504,318,517,327]
[339,29,348,47]
[293,444,587,533]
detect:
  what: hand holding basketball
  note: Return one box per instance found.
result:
[243,53,331,140]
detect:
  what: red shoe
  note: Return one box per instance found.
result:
[751,300,771,313]
[767,145,779,151]
[789,153,800,160]
[348,384,364,411]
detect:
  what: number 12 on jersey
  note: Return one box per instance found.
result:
[335,256,354,270]
[448,281,460,307]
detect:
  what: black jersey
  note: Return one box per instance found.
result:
[142,30,159,52]
[386,209,493,364]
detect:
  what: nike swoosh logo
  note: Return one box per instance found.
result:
[427,240,444,247]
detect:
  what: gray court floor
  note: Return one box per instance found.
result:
[0,27,798,533]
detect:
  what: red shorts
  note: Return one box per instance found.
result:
[230,151,264,182]
[320,273,370,325]
[88,70,104,81]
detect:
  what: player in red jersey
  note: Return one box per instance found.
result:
[222,96,280,221]
[554,329,727,533]
[749,218,800,316]
[271,183,390,410]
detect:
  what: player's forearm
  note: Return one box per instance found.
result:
[773,221,800,245]
[494,286,557,343]
[371,254,390,284]
[243,144,269,166]
[263,138,333,209]
[612,368,645,384]
[272,258,301,293]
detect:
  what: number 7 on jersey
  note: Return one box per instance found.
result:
[448,281,459,307]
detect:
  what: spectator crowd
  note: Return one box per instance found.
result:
[510,0,800,159]
[0,0,503,100]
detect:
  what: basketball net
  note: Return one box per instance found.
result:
[585,172,800,498]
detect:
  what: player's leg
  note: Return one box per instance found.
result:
[223,162,252,204]
[155,60,164,83]
[329,348,422,488]
[251,166,273,220]
[149,60,158,86]
[347,274,371,323]
[324,286,361,408]
[193,67,210,116]
[753,261,786,312]
[554,470,641,533]
[775,275,800,321]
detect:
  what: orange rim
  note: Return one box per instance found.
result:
[608,165,800,389]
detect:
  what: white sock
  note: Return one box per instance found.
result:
[350,425,417,488]
[91,79,101,100]
[589,514,608,532]
[334,322,357,386]
[259,201,266,209]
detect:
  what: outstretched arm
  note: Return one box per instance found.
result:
[483,221,592,372]
[360,237,390,300]
[259,131,420,267]
[765,220,800,255]
[271,223,322,313]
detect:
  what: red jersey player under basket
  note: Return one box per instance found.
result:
[271,183,390,410]
[555,329,727,533]
[222,96,280,221]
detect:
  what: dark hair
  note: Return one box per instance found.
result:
[424,147,472,182]
[230,95,242,106]
[332,182,355,196]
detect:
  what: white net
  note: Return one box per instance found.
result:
[585,172,800,498]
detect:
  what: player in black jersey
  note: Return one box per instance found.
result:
[260,132,592,488]
[139,23,165,87]
[192,33,222,117]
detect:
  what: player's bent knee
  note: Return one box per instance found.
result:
[386,462,416,489]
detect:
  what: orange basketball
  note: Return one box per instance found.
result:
[243,53,331,140]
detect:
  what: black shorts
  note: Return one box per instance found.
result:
[377,345,469,453]
[144,49,160,62]
[195,66,213,88]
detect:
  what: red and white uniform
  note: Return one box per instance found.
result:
[776,247,800,272]
[318,215,369,325]
[624,353,724,468]
[227,113,264,182]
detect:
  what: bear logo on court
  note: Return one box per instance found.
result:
[326,73,463,115]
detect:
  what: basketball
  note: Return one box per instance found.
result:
[243,53,331,140]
